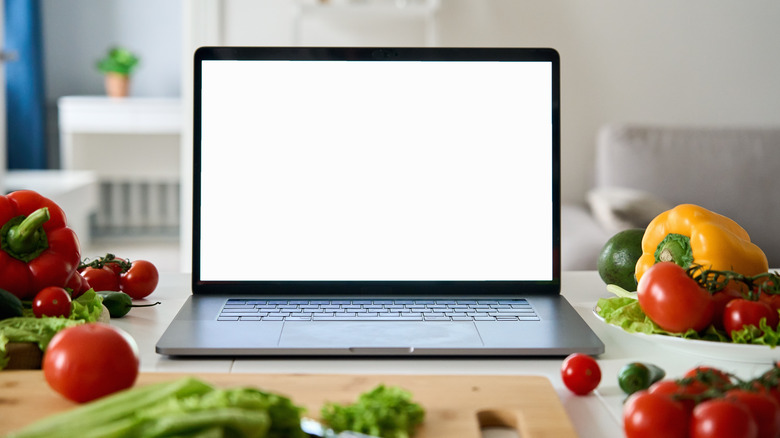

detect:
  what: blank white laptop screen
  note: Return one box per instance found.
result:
[199,59,553,282]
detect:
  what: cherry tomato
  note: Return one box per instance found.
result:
[120,260,159,299]
[711,286,744,330]
[637,262,714,333]
[32,286,72,318]
[43,323,139,403]
[759,293,780,313]
[723,299,780,339]
[683,366,733,391]
[561,353,601,395]
[64,271,91,299]
[648,379,709,413]
[81,265,120,292]
[724,388,780,438]
[691,398,758,438]
[623,390,689,438]
[760,367,780,406]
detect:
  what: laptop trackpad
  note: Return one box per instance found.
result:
[279,322,483,348]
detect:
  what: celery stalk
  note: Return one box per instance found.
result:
[8,377,213,438]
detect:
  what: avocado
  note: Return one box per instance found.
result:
[597,228,645,291]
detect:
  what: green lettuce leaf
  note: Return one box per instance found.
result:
[321,384,425,438]
[0,317,84,369]
[69,289,103,322]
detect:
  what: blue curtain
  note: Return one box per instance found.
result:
[5,0,47,169]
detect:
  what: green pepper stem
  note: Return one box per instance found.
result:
[654,233,695,269]
[2,207,51,262]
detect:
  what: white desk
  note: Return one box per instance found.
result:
[113,271,780,438]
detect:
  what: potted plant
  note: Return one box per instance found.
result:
[96,47,139,98]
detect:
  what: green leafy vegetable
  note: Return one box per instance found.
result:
[0,317,83,369]
[597,296,779,345]
[7,377,307,438]
[69,289,104,322]
[321,384,425,438]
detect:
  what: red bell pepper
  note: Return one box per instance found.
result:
[0,190,81,299]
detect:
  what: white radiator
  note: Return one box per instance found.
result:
[93,179,180,237]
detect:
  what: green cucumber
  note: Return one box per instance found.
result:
[618,362,666,395]
[0,288,24,319]
[97,291,160,318]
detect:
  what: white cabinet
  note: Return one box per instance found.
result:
[57,96,182,237]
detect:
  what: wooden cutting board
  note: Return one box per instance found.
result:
[0,371,577,437]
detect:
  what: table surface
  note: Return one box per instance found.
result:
[111,271,780,438]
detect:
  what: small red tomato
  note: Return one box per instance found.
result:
[691,399,758,438]
[725,388,780,438]
[32,286,72,318]
[623,390,689,438]
[723,299,780,339]
[81,265,121,292]
[120,260,159,299]
[43,323,139,403]
[561,353,601,395]
[711,286,744,330]
[65,271,91,299]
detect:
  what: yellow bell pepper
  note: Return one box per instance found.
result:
[634,204,768,283]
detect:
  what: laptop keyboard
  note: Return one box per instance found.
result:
[217,299,539,322]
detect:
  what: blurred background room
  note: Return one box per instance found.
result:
[2,0,779,274]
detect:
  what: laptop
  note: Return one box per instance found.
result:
[156,46,604,357]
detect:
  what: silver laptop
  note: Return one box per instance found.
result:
[156,47,604,357]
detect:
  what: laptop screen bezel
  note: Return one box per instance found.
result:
[192,46,561,296]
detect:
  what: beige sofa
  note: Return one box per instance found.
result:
[562,124,780,271]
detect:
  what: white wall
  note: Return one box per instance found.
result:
[192,0,780,204]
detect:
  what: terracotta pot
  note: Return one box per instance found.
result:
[104,72,130,97]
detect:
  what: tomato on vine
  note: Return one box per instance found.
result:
[690,399,758,438]
[623,390,689,438]
[724,388,780,438]
[120,260,159,299]
[637,262,714,333]
[80,265,120,292]
[723,299,779,339]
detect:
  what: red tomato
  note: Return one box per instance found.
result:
[723,299,780,339]
[120,260,159,299]
[65,271,91,299]
[32,286,72,318]
[637,262,714,333]
[759,293,780,313]
[561,353,601,395]
[43,323,139,403]
[724,388,780,438]
[623,390,689,438]
[711,286,744,330]
[691,399,758,438]
[684,366,733,391]
[648,379,709,413]
[81,265,120,292]
[760,367,780,406]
